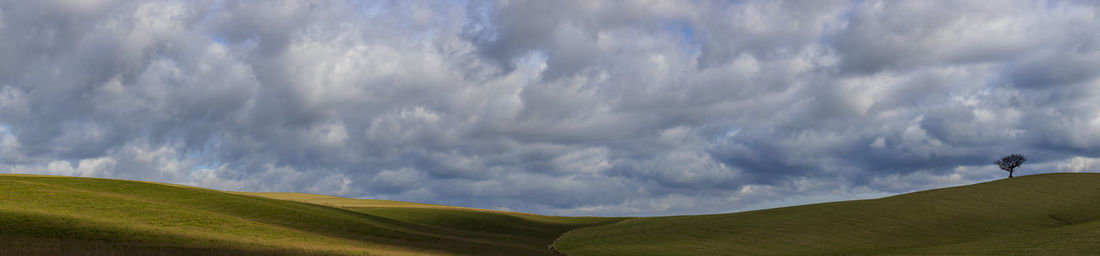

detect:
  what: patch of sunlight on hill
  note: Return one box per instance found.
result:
[0,174,622,255]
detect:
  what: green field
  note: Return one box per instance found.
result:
[556,173,1100,255]
[0,174,623,255]
[2,173,1099,255]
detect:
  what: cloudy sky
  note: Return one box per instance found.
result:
[2,0,1099,216]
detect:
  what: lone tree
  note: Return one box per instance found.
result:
[994,154,1026,178]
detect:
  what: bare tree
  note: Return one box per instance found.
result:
[994,154,1026,178]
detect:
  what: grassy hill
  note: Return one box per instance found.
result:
[240,192,624,255]
[0,174,624,255]
[555,173,1100,255]
[4,173,1099,255]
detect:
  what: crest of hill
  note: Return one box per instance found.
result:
[236,192,530,215]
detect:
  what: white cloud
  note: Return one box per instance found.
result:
[0,86,28,116]
[550,147,613,175]
[371,167,425,192]
[46,157,117,177]
[366,107,450,145]
[1,0,1099,216]
[1057,156,1100,173]
[870,136,887,149]
[310,121,349,148]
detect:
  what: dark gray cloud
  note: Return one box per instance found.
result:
[1,0,1099,216]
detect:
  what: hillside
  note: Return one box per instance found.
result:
[4,173,1099,255]
[0,174,623,255]
[241,192,624,255]
[555,173,1100,255]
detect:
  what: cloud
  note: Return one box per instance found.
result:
[1,0,1099,216]
[1056,156,1100,173]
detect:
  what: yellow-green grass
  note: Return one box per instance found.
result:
[236,192,521,214]
[556,173,1100,255]
[0,174,623,255]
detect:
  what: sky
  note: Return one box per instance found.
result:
[1,0,1099,216]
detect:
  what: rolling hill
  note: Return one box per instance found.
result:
[0,174,623,255]
[2,173,1099,255]
[555,173,1100,255]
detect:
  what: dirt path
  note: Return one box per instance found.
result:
[547,229,575,255]
[547,218,636,256]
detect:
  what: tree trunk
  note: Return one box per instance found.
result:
[1009,170,1014,178]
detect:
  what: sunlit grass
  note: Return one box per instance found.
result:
[0,174,622,255]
